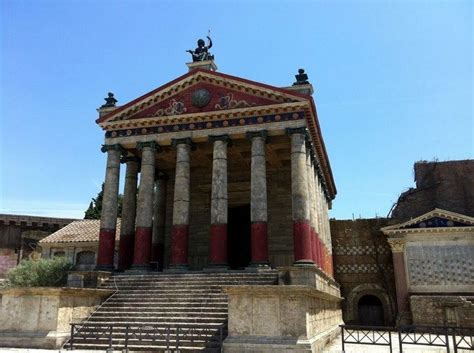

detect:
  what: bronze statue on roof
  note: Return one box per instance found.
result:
[187,36,214,62]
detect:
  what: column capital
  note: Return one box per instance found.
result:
[285,127,307,136]
[137,141,161,152]
[387,237,406,253]
[246,130,268,142]
[101,144,124,153]
[172,137,196,150]
[208,134,232,146]
[120,155,140,164]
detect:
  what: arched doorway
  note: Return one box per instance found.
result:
[358,295,384,326]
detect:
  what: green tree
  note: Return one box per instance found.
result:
[84,183,123,219]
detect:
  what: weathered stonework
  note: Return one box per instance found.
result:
[0,287,112,349]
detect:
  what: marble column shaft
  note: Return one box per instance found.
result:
[151,175,167,269]
[208,135,230,266]
[248,131,269,265]
[132,142,157,269]
[287,128,313,265]
[117,157,139,270]
[170,138,192,267]
[306,146,317,266]
[97,144,122,269]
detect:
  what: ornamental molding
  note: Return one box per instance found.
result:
[381,208,474,236]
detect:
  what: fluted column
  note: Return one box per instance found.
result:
[287,127,314,265]
[306,144,317,267]
[96,144,122,270]
[247,131,269,266]
[151,173,168,270]
[117,156,139,270]
[208,135,231,267]
[170,138,193,269]
[132,141,158,270]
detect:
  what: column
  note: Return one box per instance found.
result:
[117,156,139,270]
[388,238,410,321]
[208,135,231,267]
[96,144,122,270]
[310,154,321,269]
[305,143,316,266]
[170,138,193,269]
[247,131,269,266]
[131,141,158,270]
[286,127,314,265]
[151,173,168,270]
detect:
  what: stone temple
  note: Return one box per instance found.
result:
[95,59,337,275]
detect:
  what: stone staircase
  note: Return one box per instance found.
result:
[65,271,278,352]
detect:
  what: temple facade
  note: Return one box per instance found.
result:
[94,60,337,275]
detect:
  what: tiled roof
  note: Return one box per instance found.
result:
[39,219,121,244]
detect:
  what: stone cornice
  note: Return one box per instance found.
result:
[383,226,474,236]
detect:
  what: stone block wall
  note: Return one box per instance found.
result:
[330,218,397,325]
[0,249,17,278]
[410,295,474,327]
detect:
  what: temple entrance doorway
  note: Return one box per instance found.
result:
[357,295,384,326]
[227,204,251,270]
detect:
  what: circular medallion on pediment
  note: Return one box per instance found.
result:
[191,88,211,108]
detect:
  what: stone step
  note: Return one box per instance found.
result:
[101,281,274,288]
[88,317,227,324]
[103,301,228,306]
[84,321,226,327]
[98,307,227,312]
[101,303,228,308]
[93,311,228,318]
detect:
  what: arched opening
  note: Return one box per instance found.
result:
[357,295,384,326]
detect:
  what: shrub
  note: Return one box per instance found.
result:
[7,257,73,287]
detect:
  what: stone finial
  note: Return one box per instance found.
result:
[101,92,118,108]
[293,69,309,86]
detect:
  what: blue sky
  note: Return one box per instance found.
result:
[1,0,472,220]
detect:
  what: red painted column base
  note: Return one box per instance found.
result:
[293,221,314,265]
[170,224,189,267]
[250,222,269,264]
[132,226,152,269]
[209,224,228,266]
[96,228,116,269]
[117,233,134,270]
[314,233,322,269]
[310,228,317,265]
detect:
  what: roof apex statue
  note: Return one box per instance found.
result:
[293,69,310,86]
[187,35,214,63]
[101,92,118,108]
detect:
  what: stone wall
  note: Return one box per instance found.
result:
[0,287,112,348]
[392,160,474,221]
[410,295,474,327]
[330,218,397,325]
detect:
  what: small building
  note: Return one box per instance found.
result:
[0,214,75,277]
[40,219,120,271]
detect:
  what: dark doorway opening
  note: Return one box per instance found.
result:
[358,295,384,326]
[227,204,251,270]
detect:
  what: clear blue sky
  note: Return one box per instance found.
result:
[1,0,472,220]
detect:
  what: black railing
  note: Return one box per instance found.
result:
[69,323,226,351]
[340,324,474,353]
[340,325,394,353]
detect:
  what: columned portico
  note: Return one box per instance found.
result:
[247,130,269,266]
[132,141,158,270]
[151,173,167,269]
[170,138,193,269]
[117,156,139,270]
[96,144,122,270]
[287,127,314,266]
[208,135,231,268]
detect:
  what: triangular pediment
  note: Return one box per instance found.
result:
[97,69,310,126]
[382,208,474,234]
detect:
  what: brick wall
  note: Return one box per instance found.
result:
[392,160,474,221]
[330,218,397,325]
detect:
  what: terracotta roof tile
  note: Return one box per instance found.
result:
[39,219,121,244]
